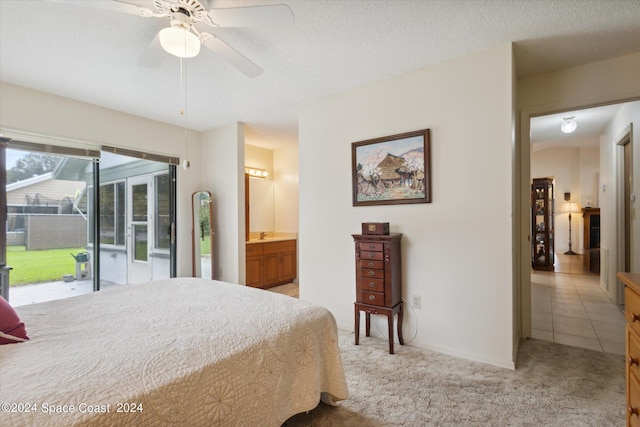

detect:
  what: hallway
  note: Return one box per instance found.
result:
[531,253,625,355]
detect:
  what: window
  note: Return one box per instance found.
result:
[116,182,125,244]
[88,188,93,244]
[99,181,125,246]
[155,174,171,250]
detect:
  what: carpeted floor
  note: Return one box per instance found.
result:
[285,329,625,426]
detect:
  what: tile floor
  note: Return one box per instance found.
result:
[266,282,299,298]
[531,253,625,355]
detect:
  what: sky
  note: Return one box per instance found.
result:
[5,149,23,169]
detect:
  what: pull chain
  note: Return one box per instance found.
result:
[181,57,190,169]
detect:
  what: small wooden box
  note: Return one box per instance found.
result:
[362,222,389,235]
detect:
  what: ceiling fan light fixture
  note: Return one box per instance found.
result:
[159,26,201,58]
[561,116,577,133]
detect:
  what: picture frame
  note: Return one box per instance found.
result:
[351,128,431,206]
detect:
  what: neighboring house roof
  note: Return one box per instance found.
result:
[6,173,85,206]
[6,172,53,192]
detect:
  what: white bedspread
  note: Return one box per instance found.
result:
[0,278,349,426]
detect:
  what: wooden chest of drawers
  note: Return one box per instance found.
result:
[352,233,403,354]
[621,272,640,426]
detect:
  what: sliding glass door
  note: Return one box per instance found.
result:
[97,151,173,287]
[4,148,94,305]
[2,140,177,305]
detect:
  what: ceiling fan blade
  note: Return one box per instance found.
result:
[201,33,263,77]
[206,4,294,27]
[44,0,155,17]
[138,32,165,68]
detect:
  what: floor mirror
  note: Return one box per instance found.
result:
[192,191,214,279]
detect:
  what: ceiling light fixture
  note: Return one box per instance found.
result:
[245,167,269,178]
[159,10,201,59]
[159,26,201,58]
[561,116,577,133]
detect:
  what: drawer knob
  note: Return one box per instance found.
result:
[368,282,376,287]
[630,356,639,367]
[629,406,639,417]
[368,262,375,267]
[368,271,375,276]
[633,313,640,322]
[368,244,375,249]
[368,252,374,257]
[368,295,376,301]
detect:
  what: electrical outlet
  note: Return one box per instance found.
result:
[411,295,421,309]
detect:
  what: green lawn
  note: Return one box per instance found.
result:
[6,246,87,286]
[200,235,211,255]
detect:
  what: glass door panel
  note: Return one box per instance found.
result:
[127,176,151,284]
[133,224,148,262]
[98,151,173,286]
[132,183,148,222]
[4,149,93,305]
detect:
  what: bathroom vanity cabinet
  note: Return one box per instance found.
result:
[246,239,296,289]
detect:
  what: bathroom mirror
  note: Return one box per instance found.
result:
[249,178,274,234]
[192,191,214,279]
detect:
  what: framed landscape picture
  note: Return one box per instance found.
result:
[351,129,431,206]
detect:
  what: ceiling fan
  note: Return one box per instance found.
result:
[47,0,294,77]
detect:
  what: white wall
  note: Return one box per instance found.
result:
[246,144,275,234]
[201,123,245,284]
[579,147,600,209]
[245,144,299,235]
[273,146,299,233]
[299,44,515,368]
[0,82,201,277]
[600,101,640,301]
[245,144,273,177]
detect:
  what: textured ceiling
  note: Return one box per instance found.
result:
[1,0,640,150]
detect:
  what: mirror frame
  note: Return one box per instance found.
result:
[192,191,214,278]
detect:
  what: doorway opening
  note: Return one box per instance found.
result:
[90,150,175,287]
[527,102,633,355]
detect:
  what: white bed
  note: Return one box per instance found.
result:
[0,278,349,426]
